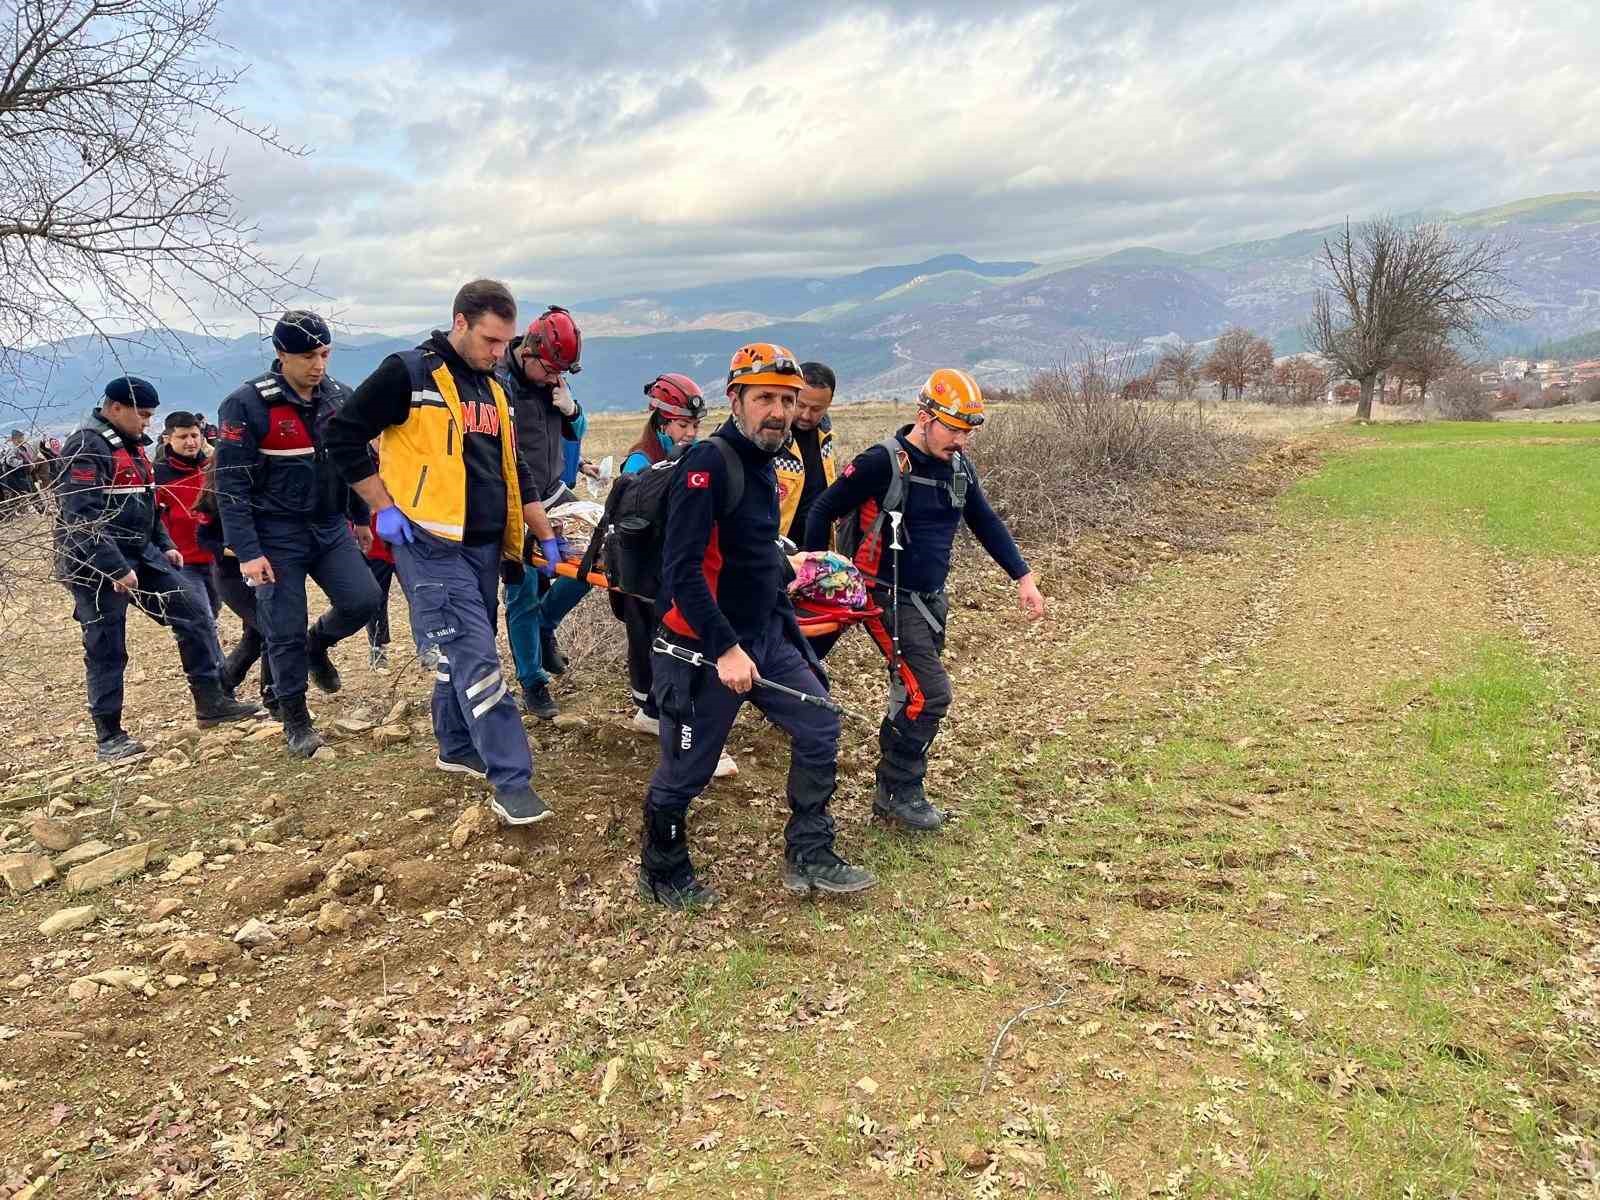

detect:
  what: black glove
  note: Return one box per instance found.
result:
[500,559,526,587]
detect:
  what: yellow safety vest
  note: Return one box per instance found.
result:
[377,350,524,560]
[775,418,836,540]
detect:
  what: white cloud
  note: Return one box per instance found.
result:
[203,0,1600,329]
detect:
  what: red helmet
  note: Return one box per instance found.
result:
[644,373,705,420]
[523,305,582,375]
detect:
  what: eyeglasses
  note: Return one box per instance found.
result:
[729,354,802,382]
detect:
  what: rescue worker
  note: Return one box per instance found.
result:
[495,304,583,720]
[613,376,738,777]
[56,377,260,760]
[640,343,876,908]
[777,362,837,543]
[325,279,560,827]
[154,410,221,618]
[214,311,383,758]
[804,369,1046,832]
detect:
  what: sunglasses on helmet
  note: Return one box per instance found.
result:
[729,353,802,381]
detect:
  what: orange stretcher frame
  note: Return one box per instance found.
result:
[528,556,880,638]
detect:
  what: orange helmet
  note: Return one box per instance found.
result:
[727,342,805,390]
[919,368,986,430]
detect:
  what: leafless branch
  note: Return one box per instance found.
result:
[0,0,313,426]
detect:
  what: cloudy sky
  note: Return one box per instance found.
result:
[208,0,1599,331]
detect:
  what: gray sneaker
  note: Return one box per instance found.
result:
[490,786,551,827]
[782,850,877,896]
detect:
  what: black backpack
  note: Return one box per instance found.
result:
[835,434,971,570]
[579,438,745,604]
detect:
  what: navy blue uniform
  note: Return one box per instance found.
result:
[214,368,381,703]
[804,426,1029,809]
[55,412,224,717]
[644,420,841,881]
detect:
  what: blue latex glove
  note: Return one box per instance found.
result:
[538,537,563,578]
[375,505,415,545]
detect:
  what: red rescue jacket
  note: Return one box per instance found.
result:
[154,448,216,566]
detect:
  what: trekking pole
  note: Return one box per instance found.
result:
[887,509,904,673]
[651,637,875,725]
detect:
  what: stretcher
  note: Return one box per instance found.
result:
[528,556,881,639]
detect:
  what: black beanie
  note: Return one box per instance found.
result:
[103,376,160,409]
[271,310,332,355]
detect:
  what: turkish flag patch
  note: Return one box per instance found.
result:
[843,462,855,478]
[686,471,710,490]
[220,422,245,444]
[70,465,96,483]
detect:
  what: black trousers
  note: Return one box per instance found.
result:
[366,558,395,647]
[861,588,952,800]
[211,554,273,697]
[644,614,839,864]
[621,595,658,717]
[253,516,382,701]
[65,543,222,718]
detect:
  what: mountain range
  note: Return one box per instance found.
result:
[7,194,1599,429]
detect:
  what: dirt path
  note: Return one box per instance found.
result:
[2,443,1597,1199]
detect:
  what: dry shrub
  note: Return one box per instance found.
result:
[975,351,1252,546]
[1429,370,1496,421]
[551,586,626,673]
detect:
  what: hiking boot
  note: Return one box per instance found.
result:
[490,785,551,827]
[541,628,566,676]
[261,687,282,723]
[436,749,489,779]
[279,695,324,759]
[873,781,944,832]
[92,713,146,762]
[629,708,660,737]
[220,644,254,694]
[522,680,558,721]
[637,867,721,910]
[192,681,266,728]
[782,849,877,896]
[306,633,342,694]
[368,644,389,669]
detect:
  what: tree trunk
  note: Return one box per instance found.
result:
[1418,378,1429,412]
[1356,375,1376,421]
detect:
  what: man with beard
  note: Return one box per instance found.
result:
[495,305,583,719]
[214,311,383,758]
[804,369,1046,833]
[638,342,876,909]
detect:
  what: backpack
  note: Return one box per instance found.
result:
[835,435,972,574]
[578,437,744,603]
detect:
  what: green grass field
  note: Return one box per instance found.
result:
[1290,420,1600,557]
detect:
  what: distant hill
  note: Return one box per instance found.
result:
[1525,328,1600,361]
[10,193,1598,425]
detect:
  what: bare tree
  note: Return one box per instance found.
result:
[0,0,309,424]
[1393,332,1462,409]
[1201,327,1274,401]
[1268,356,1329,406]
[1304,217,1523,421]
[1155,340,1200,401]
